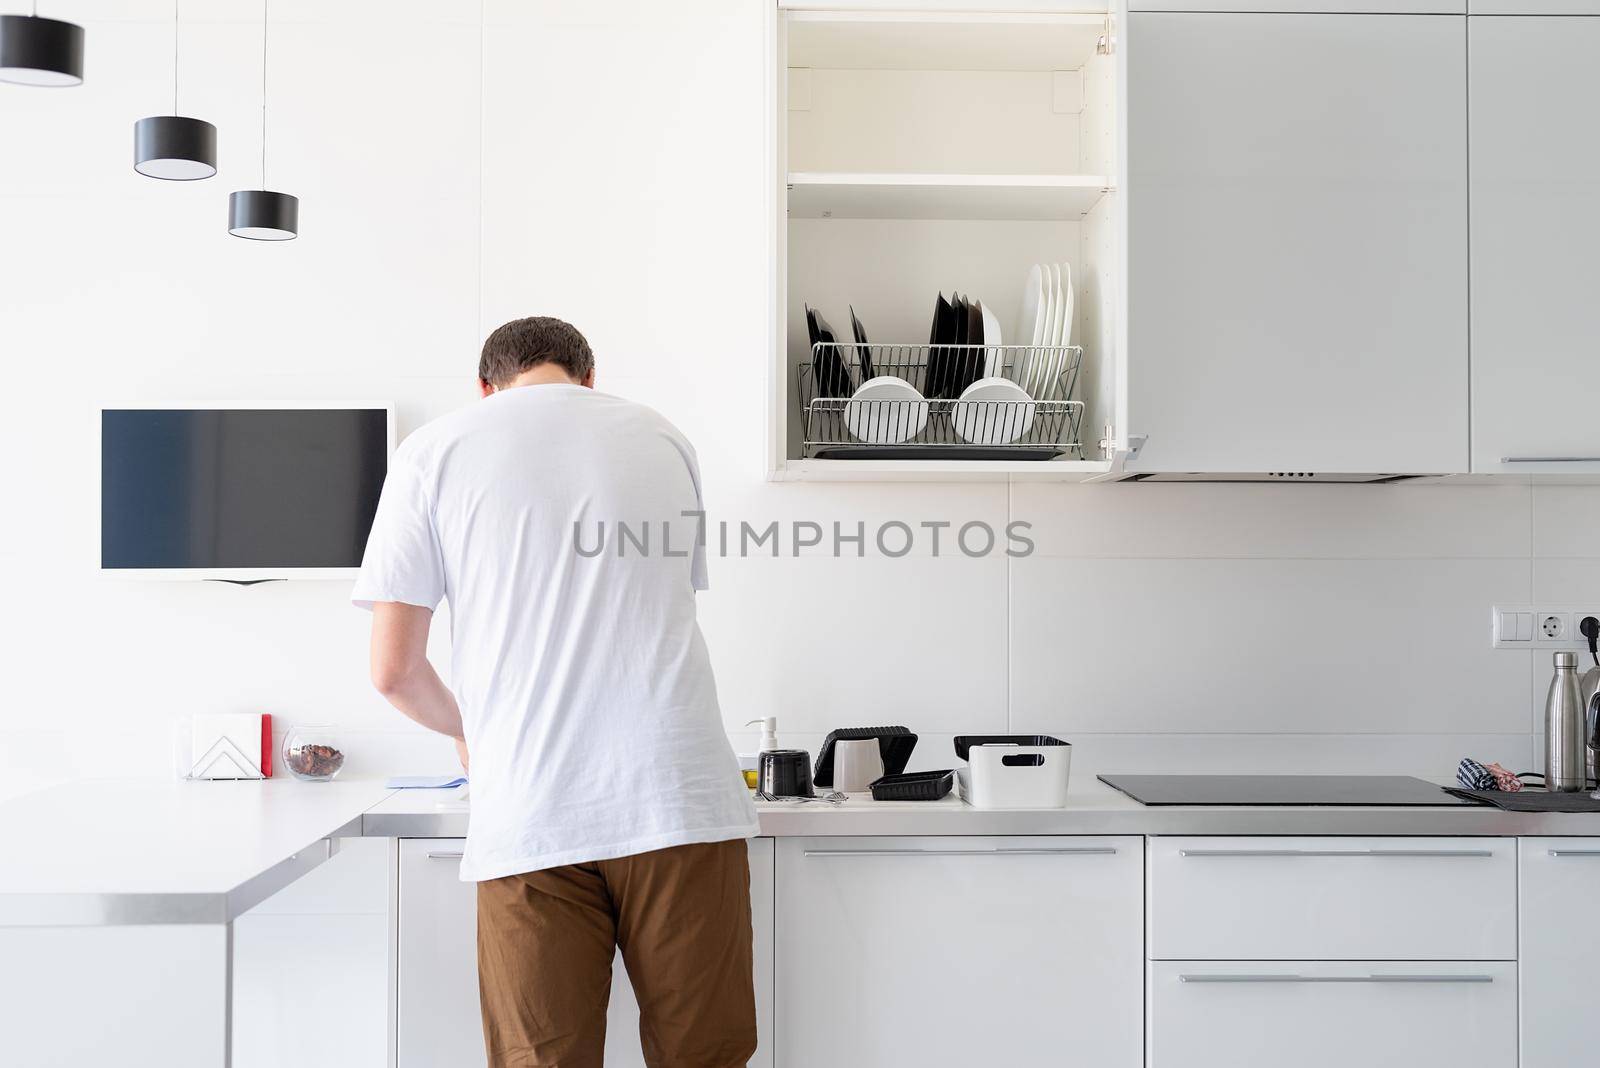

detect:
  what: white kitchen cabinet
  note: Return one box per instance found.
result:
[773,836,1142,1067]
[1518,838,1600,1067]
[774,6,1125,481]
[1469,16,1600,474]
[1148,960,1517,1067]
[1125,12,1469,475]
[1147,836,1517,961]
[397,839,775,1068]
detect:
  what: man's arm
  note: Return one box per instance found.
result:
[369,602,467,767]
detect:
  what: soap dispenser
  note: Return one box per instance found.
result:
[747,717,780,753]
[739,717,780,789]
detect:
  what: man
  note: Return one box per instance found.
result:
[353,316,759,1067]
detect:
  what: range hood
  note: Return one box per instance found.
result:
[1093,436,1439,484]
[1115,472,1429,484]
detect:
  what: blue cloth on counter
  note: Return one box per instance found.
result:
[385,775,468,789]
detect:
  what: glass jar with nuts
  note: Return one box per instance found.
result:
[281,725,346,782]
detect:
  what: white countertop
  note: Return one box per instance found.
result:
[7,775,1600,927]
[364,779,1600,839]
[0,778,393,925]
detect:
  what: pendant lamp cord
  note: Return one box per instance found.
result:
[260,0,269,190]
[172,0,180,114]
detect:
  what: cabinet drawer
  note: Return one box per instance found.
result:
[1147,837,1515,960]
[1148,961,1516,1068]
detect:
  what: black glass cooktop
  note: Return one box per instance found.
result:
[1098,774,1470,807]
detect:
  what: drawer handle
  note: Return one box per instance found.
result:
[1179,974,1494,985]
[803,847,1117,858]
[1178,848,1494,858]
[1501,456,1600,464]
[1549,849,1600,857]
[425,851,465,860]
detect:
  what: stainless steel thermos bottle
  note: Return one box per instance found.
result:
[1545,651,1586,792]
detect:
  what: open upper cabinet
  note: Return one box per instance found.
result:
[770,3,1126,482]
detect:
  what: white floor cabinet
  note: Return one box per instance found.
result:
[395,838,776,1068]
[1146,837,1517,1068]
[1469,15,1600,474]
[772,836,1143,1068]
[1518,838,1600,1067]
[1124,11,1469,475]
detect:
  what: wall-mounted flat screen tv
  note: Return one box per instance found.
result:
[101,406,391,579]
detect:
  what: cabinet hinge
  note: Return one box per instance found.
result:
[1096,17,1116,56]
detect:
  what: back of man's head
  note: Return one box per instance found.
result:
[479,317,595,389]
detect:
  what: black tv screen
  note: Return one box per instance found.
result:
[101,408,389,571]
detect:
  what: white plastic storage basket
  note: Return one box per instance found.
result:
[954,735,1072,809]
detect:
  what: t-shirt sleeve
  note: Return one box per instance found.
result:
[351,455,446,611]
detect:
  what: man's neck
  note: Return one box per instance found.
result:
[501,367,580,389]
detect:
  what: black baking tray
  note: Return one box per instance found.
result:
[953,735,1069,761]
[814,727,917,787]
[869,769,955,802]
[812,446,1064,462]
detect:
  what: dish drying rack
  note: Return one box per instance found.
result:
[797,342,1084,459]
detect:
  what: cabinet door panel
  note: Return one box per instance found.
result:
[1469,17,1600,472]
[1518,838,1600,1067]
[398,839,775,1068]
[774,836,1142,1068]
[1148,960,1516,1067]
[1127,13,1468,473]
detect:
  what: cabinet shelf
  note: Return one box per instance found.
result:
[787,173,1111,221]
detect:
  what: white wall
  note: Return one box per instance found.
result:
[0,0,1588,796]
[4,3,1595,1062]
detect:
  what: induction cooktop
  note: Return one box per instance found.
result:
[1097,774,1470,807]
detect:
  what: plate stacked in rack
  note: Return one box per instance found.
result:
[1015,262,1074,400]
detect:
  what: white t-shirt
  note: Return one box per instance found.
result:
[352,383,757,881]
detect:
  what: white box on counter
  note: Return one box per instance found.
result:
[955,736,1072,808]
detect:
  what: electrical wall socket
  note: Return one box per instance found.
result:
[1493,604,1600,650]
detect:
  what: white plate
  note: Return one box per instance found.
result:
[1018,264,1045,351]
[979,300,1002,378]
[1057,261,1074,349]
[1027,266,1056,397]
[1042,262,1075,399]
[1045,263,1064,349]
[953,376,1036,445]
[845,376,929,445]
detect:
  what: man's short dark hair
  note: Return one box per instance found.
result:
[478,317,595,388]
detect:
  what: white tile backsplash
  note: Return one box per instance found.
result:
[698,555,1010,737]
[1014,481,1533,559]
[1010,556,1532,736]
[1533,486,1600,557]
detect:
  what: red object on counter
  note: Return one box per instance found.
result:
[261,713,273,778]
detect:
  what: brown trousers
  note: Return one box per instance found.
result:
[477,838,757,1068]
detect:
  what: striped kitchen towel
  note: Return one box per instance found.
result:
[1456,758,1523,792]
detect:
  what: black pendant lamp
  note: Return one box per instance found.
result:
[0,7,85,87]
[134,1,216,180]
[229,0,297,240]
